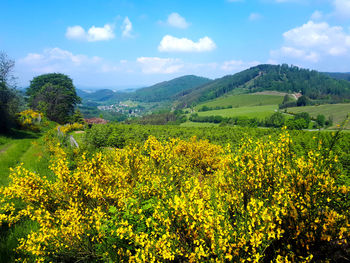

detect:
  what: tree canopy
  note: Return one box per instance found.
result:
[0,52,21,133]
[26,73,81,124]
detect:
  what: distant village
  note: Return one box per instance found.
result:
[97,102,143,117]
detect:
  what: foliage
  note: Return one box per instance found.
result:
[198,105,233,112]
[287,103,349,129]
[26,73,81,124]
[17,110,43,132]
[0,52,22,133]
[59,123,85,134]
[190,113,225,124]
[0,52,15,85]
[0,129,349,262]
[130,111,187,125]
[71,108,85,124]
[265,112,285,128]
[82,124,350,178]
[297,95,311,107]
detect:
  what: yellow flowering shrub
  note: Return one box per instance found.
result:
[17,109,43,131]
[59,123,85,134]
[0,129,349,262]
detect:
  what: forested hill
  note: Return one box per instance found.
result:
[77,75,211,104]
[174,64,350,108]
[323,72,350,81]
[133,75,211,102]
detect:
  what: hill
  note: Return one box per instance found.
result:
[77,75,211,104]
[77,89,131,104]
[174,64,350,108]
[323,72,350,81]
[194,93,284,111]
[133,75,211,102]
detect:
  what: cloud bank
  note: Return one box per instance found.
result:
[158,35,216,52]
[66,24,115,42]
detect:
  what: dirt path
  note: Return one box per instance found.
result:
[0,143,12,154]
[0,138,36,185]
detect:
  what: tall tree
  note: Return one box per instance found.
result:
[26,73,81,124]
[0,52,20,133]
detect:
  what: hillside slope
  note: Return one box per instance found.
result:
[77,75,212,104]
[133,75,211,102]
[175,64,350,108]
[323,72,350,81]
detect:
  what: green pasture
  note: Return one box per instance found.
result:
[195,104,277,119]
[286,103,350,129]
[194,94,284,110]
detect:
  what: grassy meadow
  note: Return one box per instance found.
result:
[286,103,350,129]
[195,104,277,119]
[194,93,284,110]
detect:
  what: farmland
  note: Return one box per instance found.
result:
[195,105,278,119]
[194,93,284,110]
[287,103,350,129]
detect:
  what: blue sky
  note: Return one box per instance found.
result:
[1,0,350,89]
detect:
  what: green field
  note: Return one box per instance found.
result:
[287,103,350,129]
[195,104,277,119]
[194,94,284,110]
[0,131,48,186]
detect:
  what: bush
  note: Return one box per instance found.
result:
[85,124,113,148]
[17,109,43,132]
[1,130,349,262]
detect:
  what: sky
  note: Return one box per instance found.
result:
[1,0,350,89]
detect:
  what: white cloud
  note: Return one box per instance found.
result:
[18,48,111,74]
[249,13,262,21]
[66,26,86,41]
[158,35,216,52]
[333,0,350,18]
[283,21,350,54]
[167,13,189,29]
[137,57,183,74]
[87,24,114,42]
[221,60,260,72]
[270,47,320,62]
[65,24,115,42]
[121,17,133,38]
[310,10,323,21]
[271,20,350,64]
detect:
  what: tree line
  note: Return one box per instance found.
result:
[189,111,331,130]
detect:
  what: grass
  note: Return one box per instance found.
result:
[0,129,49,262]
[0,139,34,186]
[0,220,38,263]
[0,129,50,186]
[194,94,284,110]
[20,138,52,179]
[286,103,350,129]
[195,105,278,119]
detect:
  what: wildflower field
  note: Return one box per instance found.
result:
[0,124,349,262]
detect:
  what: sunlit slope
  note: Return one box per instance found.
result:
[194,94,284,110]
[287,103,350,129]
